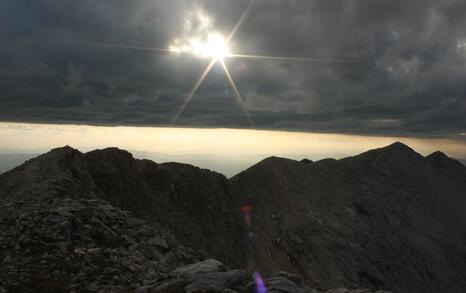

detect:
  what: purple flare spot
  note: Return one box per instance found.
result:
[254,271,267,293]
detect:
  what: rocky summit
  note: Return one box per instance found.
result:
[0,142,465,292]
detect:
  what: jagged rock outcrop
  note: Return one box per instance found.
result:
[0,142,465,292]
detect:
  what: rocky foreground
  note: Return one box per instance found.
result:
[1,142,465,292]
[0,192,385,293]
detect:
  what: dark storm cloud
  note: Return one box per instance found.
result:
[0,0,465,137]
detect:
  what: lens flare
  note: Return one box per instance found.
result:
[240,204,253,228]
[254,271,267,293]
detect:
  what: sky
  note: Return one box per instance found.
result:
[0,0,465,138]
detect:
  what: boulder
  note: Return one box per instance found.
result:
[172,259,228,279]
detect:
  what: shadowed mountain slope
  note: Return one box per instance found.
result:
[230,142,466,292]
[83,148,246,268]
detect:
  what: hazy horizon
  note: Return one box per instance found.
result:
[1,122,465,177]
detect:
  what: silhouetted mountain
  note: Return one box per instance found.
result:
[0,142,465,292]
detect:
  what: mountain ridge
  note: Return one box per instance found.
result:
[1,142,465,292]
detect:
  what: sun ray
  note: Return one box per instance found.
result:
[226,0,256,44]
[230,53,360,63]
[74,41,172,53]
[220,60,255,128]
[171,59,217,125]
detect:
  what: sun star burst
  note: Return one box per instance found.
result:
[81,0,357,128]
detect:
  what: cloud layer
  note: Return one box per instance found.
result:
[0,0,465,138]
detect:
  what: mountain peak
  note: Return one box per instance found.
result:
[262,156,295,163]
[33,145,83,164]
[85,147,134,160]
[49,145,80,155]
[366,141,420,160]
[385,141,413,152]
[426,151,449,160]
[256,156,298,168]
[425,151,466,174]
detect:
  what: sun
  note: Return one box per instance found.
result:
[201,33,230,60]
[170,33,230,61]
